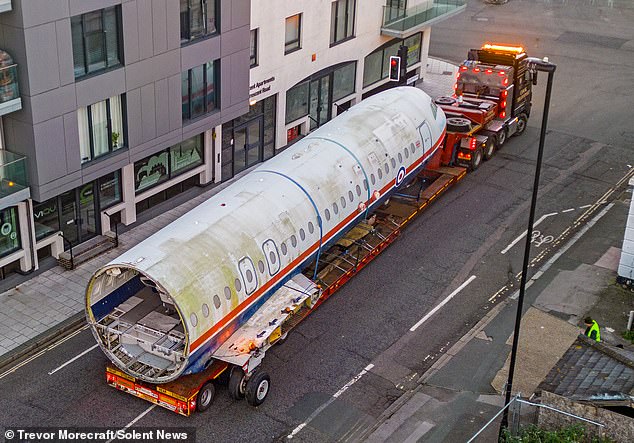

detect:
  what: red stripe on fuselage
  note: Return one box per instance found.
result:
[190,129,446,352]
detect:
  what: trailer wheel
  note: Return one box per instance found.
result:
[434,96,455,105]
[447,117,471,133]
[514,114,528,137]
[483,138,495,161]
[470,148,483,172]
[245,371,271,407]
[228,367,247,400]
[196,382,215,412]
[496,129,507,148]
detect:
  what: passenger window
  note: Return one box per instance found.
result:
[325,208,331,221]
[370,174,376,185]
[349,190,354,202]
[262,239,281,275]
[281,242,288,255]
[411,142,416,153]
[378,169,383,180]
[404,148,409,159]
[202,303,210,317]
[190,313,198,327]
[213,296,221,309]
[391,158,396,168]
[384,163,389,174]
[291,235,297,247]
[308,221,315,234]
[300,228,306,241]
[333,202,339,214]
[363,179,368,190]
[340,196,346,208]
[224,286,231,300]
[398,153,403,163]
[258,260,265,273]
[238,257,258,295]
[355,185,361,196]
[234,278,242,292]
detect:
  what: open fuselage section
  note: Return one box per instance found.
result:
[85,87,447,383]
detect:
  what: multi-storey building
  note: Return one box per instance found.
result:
[220,0,465,182]
[0,0,464,282]
[0,0,250,278]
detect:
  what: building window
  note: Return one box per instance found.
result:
[284,14,301,54]
[363,33,422,88]
[98,171,122,209]
[33,198,59,241]
[135,135,204,194]
[78,95,125,164]
[330,0,355,46]
[71,6,122,79]
[250,29,258,68]
[0,207,20,257]
[180,0,218,44]
[182,61,219,121]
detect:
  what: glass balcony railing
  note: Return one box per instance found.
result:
[0,150,29,201]
[382,0,467,37]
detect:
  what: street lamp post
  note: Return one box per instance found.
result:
[499,57,557,434]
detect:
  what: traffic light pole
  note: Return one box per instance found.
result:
[398,45,408,86]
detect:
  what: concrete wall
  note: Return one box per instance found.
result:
[537,391,634,442]
[617,177,634,284]
[0,0,249,202]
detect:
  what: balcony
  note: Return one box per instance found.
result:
[381,0,467,38]
[0,150,29,209]
[0,0,11,13]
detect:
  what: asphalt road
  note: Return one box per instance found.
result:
[1,1,633,442]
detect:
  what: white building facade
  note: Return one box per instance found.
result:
[219,0,466,182]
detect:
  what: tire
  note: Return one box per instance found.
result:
[228,367,247,400]
[447,117,471,133]
[514,114,528,137]
[196,382,215,412]
[434,96,455,105]
[483,138,495,161]
[496,128,507,148]
[470,148,483,172]
[245,371,271,407]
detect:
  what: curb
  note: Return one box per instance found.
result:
[0,312,86,374]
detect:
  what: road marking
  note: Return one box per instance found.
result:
[410,275,476,332]
[287,364,374,439]
[500,212,558,254]
[48,344,98,375]
[579,204,592,209]
[106,405,157,443]
[561,208,574,213]
[0,324,89,380]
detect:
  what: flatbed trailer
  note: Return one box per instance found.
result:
[104,166,466,415]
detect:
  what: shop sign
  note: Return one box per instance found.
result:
[249,76,276,99]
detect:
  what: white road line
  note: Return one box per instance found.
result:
[561,208,574,213]
[48,344,98,375]
[410,276,476,332]
[287,364,374,439]
[106,405,157,443]
[501,212,558,254]
[579,204,592,209]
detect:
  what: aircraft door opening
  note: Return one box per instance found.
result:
[418,121,432,153]
[262,239,281,276]
[238,257,258,295]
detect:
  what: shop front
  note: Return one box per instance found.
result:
[33,171,121,251]
[221,95,276,181]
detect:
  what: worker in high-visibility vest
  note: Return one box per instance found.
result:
[584,317,601,342]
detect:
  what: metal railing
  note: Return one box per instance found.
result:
[59,232,74,270]
[0,63,19,104]
[382,0,467,33]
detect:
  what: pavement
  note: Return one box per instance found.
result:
[1,59,633,442]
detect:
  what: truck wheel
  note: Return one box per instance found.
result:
[483,138,495,161]
[470,148,483,171]
[496,129,507,148]
[228,367,247,400]
[514,114,528,137]
[196,382,215,412]
[434,96,455,105]
[447,117,471,133]
[245,371,271,407]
